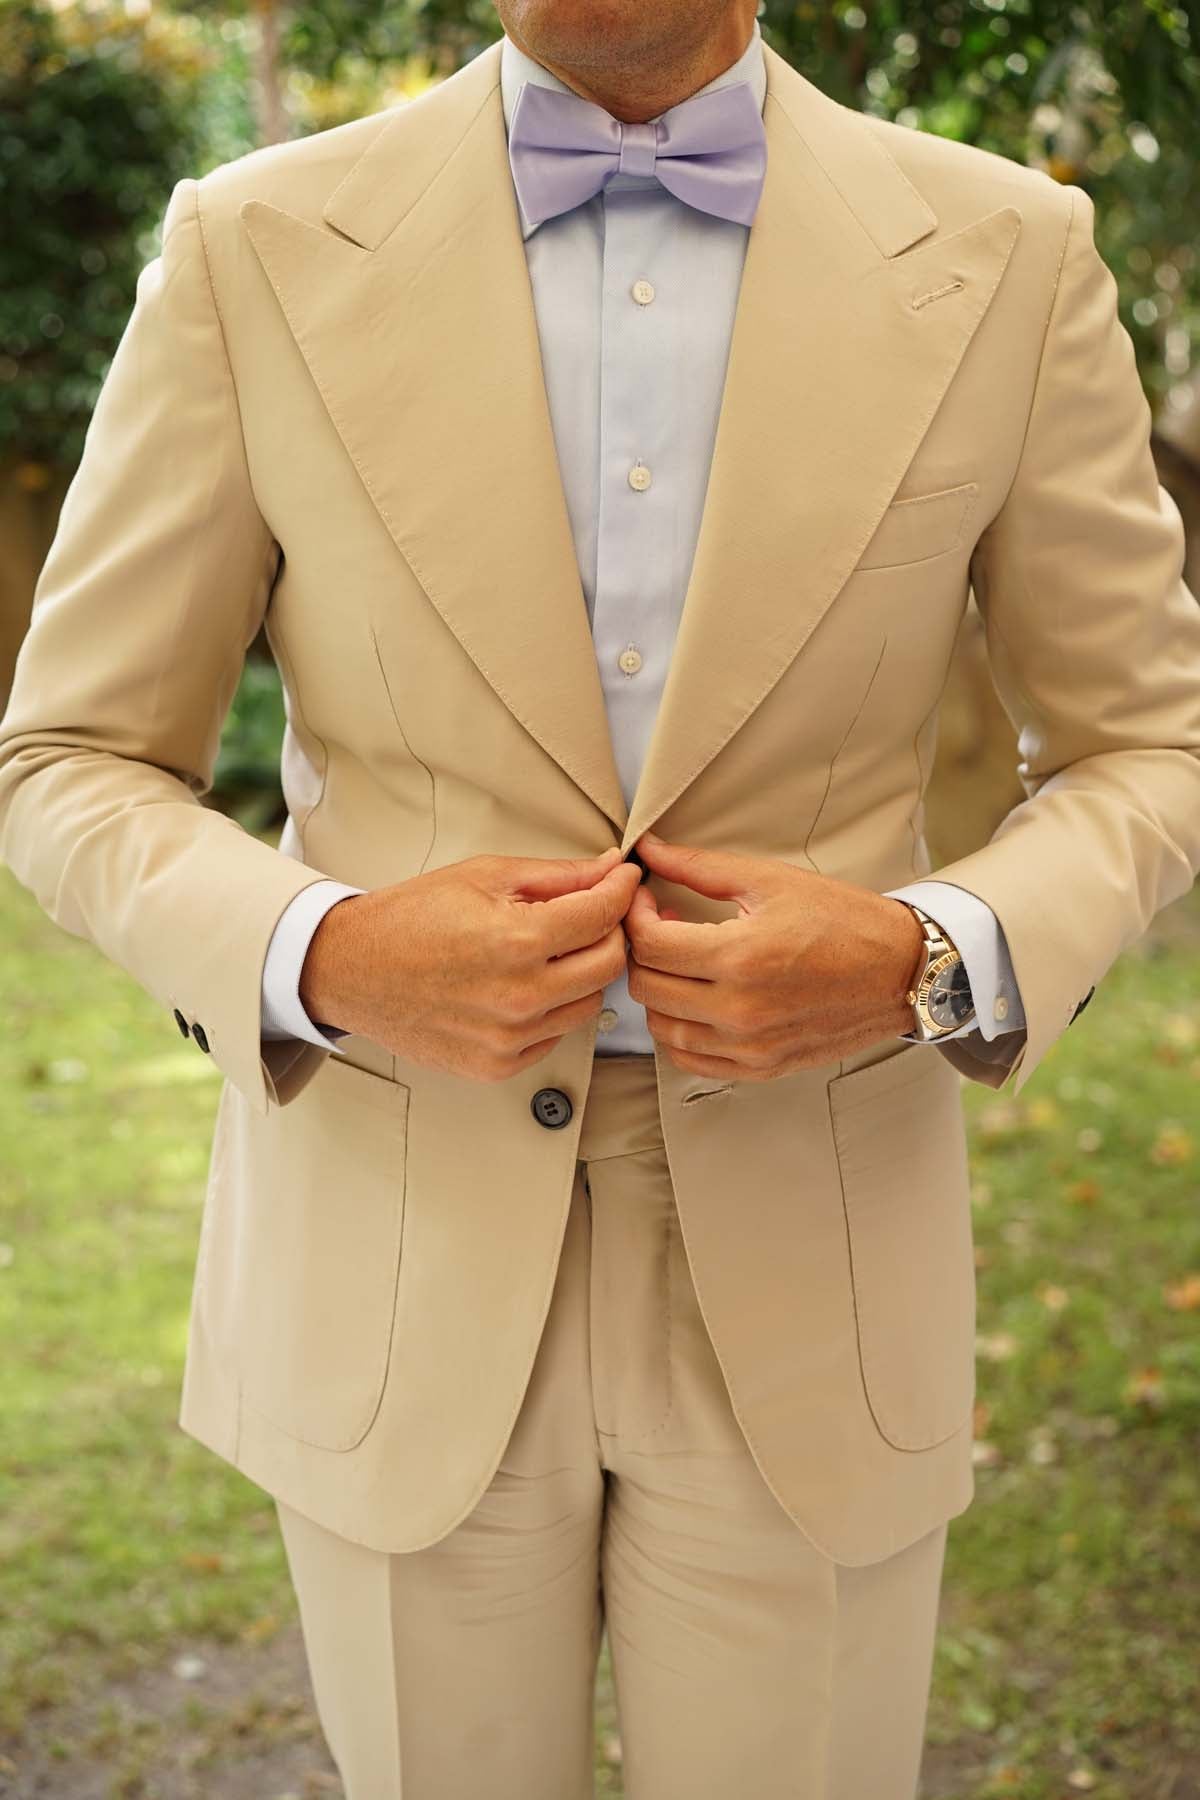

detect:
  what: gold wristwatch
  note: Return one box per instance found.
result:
[900,903,976,1041]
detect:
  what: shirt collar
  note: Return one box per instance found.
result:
[499,17,767,139]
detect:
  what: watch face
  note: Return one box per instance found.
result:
[926,956,975,1030]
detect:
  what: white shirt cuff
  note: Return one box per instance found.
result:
[261,880,366,1051]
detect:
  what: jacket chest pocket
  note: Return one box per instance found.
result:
[855,481,979,571]
[827,1040,976,1451]
[232,1055,411,1451]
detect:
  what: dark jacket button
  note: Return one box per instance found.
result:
[531,1086,572,1129]
[1070,986,1096,1026]
[173,1007,190,1038]
[192,1022,211,1053]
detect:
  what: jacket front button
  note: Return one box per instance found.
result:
[530,1086,572,1130]
[172,1007,189,1039]
[192,1022,210,1053]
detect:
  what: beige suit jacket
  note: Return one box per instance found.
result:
[2,37,1199,1567]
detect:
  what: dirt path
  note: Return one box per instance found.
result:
[0,1624,960,1798]
[2,1628,1193,1799]
[0,1628,340,1800]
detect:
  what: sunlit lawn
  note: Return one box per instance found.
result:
[1,850,1197,1798]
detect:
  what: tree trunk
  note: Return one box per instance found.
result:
[0,459,73,715]
[251,0,288,147]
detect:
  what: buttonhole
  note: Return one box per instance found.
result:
[911,278,965,311]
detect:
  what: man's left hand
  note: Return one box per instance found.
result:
[623,831,926,1080]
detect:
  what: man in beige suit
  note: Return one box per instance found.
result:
[3,0,1200,1791]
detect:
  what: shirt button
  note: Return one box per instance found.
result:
[617,644,643,676]
[994,995,1009,1023]
[628,462,652,491]
[631,278,655,305]
[597,1007,619,1032]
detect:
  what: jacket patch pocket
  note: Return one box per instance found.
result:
[828,1040,975,1451]
[856,481,978,572]
[235,1055,411,1452]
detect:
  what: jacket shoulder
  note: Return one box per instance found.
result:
[862,113,1073,240]
[192,104,401,230]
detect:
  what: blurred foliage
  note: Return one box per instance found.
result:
[209,653,288,832]
[0,0,232,467]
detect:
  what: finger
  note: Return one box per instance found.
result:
[646,1022,792,1080]
[514,986,609,1046]
[631,964,721,1026]
[635,833,762,906]
[621,877,659,935]
[644,1002,799,1051]
[540,921,628,1008]
[533,859,643,957]
[657,1041,745,1078]
[506,845,624,901]
[623,880,734,975]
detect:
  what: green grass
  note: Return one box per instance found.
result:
[1,854,1197,1797]
[923,896,1200,1797]
[0,858,294,1740]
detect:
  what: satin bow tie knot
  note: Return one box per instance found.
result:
[507,78,767,233]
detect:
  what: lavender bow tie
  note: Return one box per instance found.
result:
[507,78,767,233]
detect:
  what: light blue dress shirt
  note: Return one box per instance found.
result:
[261,20,1025,1057]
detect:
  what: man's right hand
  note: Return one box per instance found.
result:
[297,847,642,1082]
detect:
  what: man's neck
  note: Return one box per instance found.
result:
[500,12,757,123]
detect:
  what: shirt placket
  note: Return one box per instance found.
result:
[594,182,677,815]
[593,179,678,1044]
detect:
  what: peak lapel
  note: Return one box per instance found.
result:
[618,44,1021,852]
[240,39,631,837]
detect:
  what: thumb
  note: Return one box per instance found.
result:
[635,832,763,905]
[505,846,627,901]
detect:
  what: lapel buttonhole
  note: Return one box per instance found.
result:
[911,277,966,311]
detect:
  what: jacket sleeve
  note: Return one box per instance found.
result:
[916,182,1200,1095]
[0,175,339,1116]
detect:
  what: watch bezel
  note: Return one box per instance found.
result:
[915,948,976,1034]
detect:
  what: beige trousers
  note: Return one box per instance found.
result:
[275,1053,949,1799]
